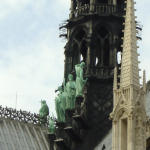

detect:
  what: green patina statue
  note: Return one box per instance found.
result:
[48,117,55,134]
[55,65,86,122]
[55,86,66,122]
[39,100,49,124]
[66,74,76,109]
[75,62,87,97]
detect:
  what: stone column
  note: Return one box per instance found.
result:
[86,42,91,75]
[86,21,93,75]
[64,49,72,80]
[70,0,75,18]
[128,116,135,150]
[101,39,104,67]
[113,0,117,5]
[112,121,117,150]
[109,35,113,66]
[90,0,95,12]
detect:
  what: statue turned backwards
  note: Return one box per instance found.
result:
[39,100,49,124]
[75,62,87,97]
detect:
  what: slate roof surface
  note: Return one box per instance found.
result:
[0,107,50,150]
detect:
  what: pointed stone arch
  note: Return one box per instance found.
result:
[113,106,129,121]
[71,25,88,41]
[93,23,113,67]
[68,25,88,71]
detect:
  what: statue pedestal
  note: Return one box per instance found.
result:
[65,109,75,125]
[48,133,56,150]
[54,138,70,150]
[56,122,66,128]
[73,114,89,130]
[75,96,84,114]
[56,122,66,139]
[64,126,82,142]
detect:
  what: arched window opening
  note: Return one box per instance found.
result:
[117,0,122,5]
[98,27,109,38]
[117,51,121,64]
[80,41,87,62]
[96,26,110,66]
[94,38,101,67]
[103,38,110,66]
[95,57,99,66]
[81,55,83,61]
[75,29,86,41]
[72,43,80,69]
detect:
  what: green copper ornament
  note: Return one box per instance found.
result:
[55,86,66,122]
[39,100,49,124]
[75,62,87,97]
[66,74,76,109]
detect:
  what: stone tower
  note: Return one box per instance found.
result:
[55,0,126,150]
[110,0,147,150]
[63,0,125,80]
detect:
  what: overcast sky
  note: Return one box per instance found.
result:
[0,0,149,114]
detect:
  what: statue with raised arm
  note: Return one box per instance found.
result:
[66,74,76,109]
[48,116,55,134]
[39,100,49,124]
[75,62,87,97]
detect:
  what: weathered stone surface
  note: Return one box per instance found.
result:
[55,0,125,149]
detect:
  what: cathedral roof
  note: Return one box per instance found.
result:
[0,106,50,150]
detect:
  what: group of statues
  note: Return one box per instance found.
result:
[38,62,87,133]
[55,62,87,122]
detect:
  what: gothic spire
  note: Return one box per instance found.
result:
[120,0,140,88]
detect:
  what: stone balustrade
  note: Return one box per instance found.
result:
[73,4,124,18]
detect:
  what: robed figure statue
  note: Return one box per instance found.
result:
[75,62,87,97]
